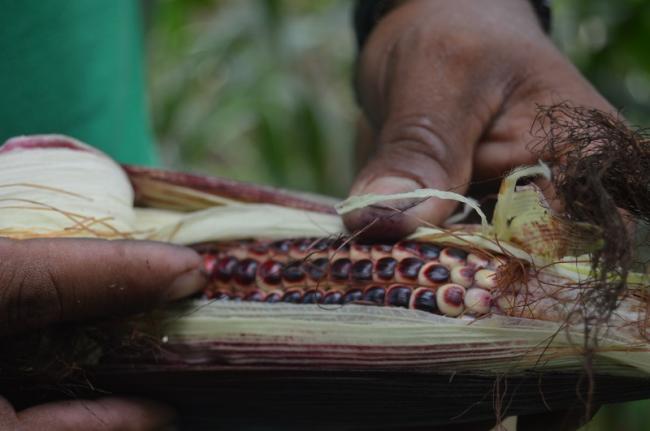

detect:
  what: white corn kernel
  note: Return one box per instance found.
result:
[467,253,489,269]
[450,265,474,288]
[436,283,466,317]
[464,288,492,315]
[474,269,497,290]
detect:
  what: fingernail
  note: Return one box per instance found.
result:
[355,176,423,196]
[165,268,206,301]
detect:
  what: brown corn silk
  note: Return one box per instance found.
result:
[2,109,650,427]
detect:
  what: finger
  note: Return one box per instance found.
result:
[17,397,175,431]
[0,396,19,429]
[0,238,206,336]
[346,6,504,239]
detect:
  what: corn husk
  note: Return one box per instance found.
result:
[3,135,650,426]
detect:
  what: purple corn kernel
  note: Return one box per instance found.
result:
[244,290,265,302]
[396,257,424,283]
[282,289,303,303]
[410,287,438,313]
[385,285,413,308]
[322,290,344,304]
[265,291,283,303]
[418,244,441,260]
[418,262,450,286]
[330,258,352,281]
[363,285,386,305]
[343,289,363,303]
[302,289,324,304]
[351,259,373,282]
[282,261,306,287]
[374,257,397,281]
[305,257,329,281]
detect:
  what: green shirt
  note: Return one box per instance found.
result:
[0,0,157,165]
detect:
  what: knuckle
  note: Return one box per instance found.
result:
[379,115,455,168]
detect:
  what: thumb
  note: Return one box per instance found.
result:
[345,33,496,238]
[0,238,206,336]
[345,114,477,240]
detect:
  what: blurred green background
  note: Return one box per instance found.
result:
[143,1,650,429]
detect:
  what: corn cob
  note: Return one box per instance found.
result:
[3,133,650,428]
[200,238,502,317]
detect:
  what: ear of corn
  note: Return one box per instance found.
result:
[2,135,650,382]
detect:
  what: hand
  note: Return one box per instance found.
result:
[0,237,207,429]
[344,0,614,239]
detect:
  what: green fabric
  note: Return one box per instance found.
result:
[0,0,157,165]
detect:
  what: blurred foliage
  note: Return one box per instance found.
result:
[146,0,355,197]
[554,0,650,126]
[144,1,650,429]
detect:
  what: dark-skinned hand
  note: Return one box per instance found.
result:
[345,0,613,240]
[0,238,206,430]
[345,0,607,428]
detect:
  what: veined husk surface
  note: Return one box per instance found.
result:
[2,135,650,381]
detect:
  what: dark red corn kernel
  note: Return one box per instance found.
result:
[282,289,303,303]
[213,256,238,282]
[410,287,438,313]
[302,290,323,304]
[282,261,306,283]
[385,285,413,308]
[351,259,373,281]
[363,286,386,305]
[265,291,282,303]
[423,263,450,283]
[418,244,441,260]
[305,257,329,281]
[343,289,363,303]
[397,257,424,281]
[258,260,283,286]
[375,257,397,281]
[331,258,352,281]
[444,285,464,306]
[203,254,217,274]
[233,258,258,285]
[245,290,265,302]
[322,290,344,304]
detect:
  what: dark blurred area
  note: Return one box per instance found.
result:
[143,1,650,429]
